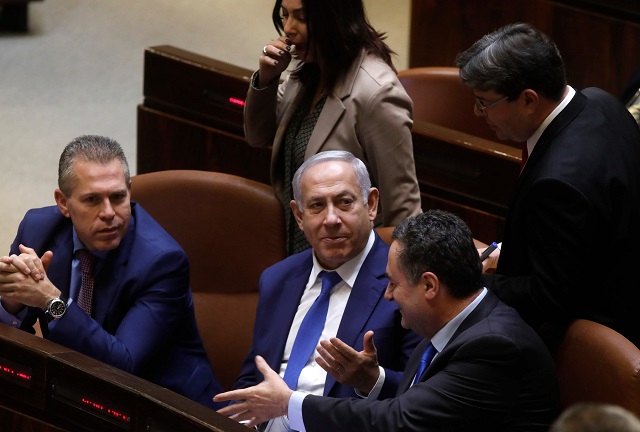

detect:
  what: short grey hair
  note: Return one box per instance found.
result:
[292,151,371,210]
[58,135,130,197]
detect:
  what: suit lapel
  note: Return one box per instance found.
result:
[324,233,389,395]
[402,291,500,392]
[91,207,138,326]
[266,253,313,372]
[516,91,586,184]
[305,50,366,157]
[397,339,430,394]
[504,90,588,248]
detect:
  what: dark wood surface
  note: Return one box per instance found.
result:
[138,45,520,243]
[0,323,249,432]
[409,0,640,98]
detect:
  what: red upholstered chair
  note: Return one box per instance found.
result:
[374,226,395,246]
[131,170,286,390]
[397,66,507,143]
[553,319,640,417]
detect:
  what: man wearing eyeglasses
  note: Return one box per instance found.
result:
[455,23,640,347]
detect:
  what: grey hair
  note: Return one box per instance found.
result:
[292,150,371,210]
[58,135,130,197]
[550,403,640,432]
[455,22,566,101]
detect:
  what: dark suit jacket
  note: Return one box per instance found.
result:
[300,291,559,432]
[10,203,223,408]
[234,232,421,398]
[483,88,640,347]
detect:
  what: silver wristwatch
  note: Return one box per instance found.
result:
[46,297,67,320]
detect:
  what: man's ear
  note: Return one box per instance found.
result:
[422,272,440,301]
[367,187,379,221]
[290,200,304,230]
[54,189,71,218]
[521,89,539,111]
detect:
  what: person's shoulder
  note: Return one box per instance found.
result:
[20,205,67,226]
[359,55,397,82]
[129,203,184,255]
[262,248,312,277]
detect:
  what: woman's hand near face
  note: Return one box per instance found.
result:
[258,36,292,87]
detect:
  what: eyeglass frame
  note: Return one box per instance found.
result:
[474,95,509,115]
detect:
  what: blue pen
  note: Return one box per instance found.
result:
[479,242,498,261]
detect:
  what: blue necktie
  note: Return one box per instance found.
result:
[412,342,437,385]
[283,270,342,390]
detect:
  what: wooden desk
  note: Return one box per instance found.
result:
[0,323,247,432]
[138,45,520,243]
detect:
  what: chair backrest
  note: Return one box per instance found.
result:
[374,226,394,246]
[553,319,640,417]
[397,66,504,142]
[130,170,286,390]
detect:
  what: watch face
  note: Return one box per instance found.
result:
[48,299,66,319]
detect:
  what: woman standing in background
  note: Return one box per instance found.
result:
[244,0,421,254]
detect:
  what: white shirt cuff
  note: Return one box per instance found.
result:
[0,298,26,327]
[288,391,308,432]
[355,366,385,399]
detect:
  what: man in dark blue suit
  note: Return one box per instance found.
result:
[215,210,559,431]
[455,23,640,347]
[233,151,420,431]
[0,135,223,408]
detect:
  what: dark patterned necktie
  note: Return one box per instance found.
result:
[76,249,96,316]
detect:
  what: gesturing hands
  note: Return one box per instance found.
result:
[215,355,293,428]
[316,330,380,395]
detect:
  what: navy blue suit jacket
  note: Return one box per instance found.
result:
[301,291,559,432]
[9,203,223,408]
[234,232,420,398]
[484,88,640,346]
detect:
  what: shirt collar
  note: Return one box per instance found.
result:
[527,85,575,156]
[310,229,375,287]
[430,287,488,353]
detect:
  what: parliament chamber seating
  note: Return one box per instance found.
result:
[553,319,640,417]
[130,170,287,391]
[398,67,501,143]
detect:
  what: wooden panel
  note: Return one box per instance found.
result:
[410,0,640,97]
[0,323,248,432]
[137,105,271,185]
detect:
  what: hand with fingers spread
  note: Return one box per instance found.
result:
[258,36,292,88]
[317,330,380,395]
[0,244,59,313]
[215,355,293,428]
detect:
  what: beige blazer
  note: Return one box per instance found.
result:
[244,49,422,226]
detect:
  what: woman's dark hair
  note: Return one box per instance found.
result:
[271,0,396,92]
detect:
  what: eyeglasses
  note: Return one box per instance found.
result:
[474,96,509,115]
